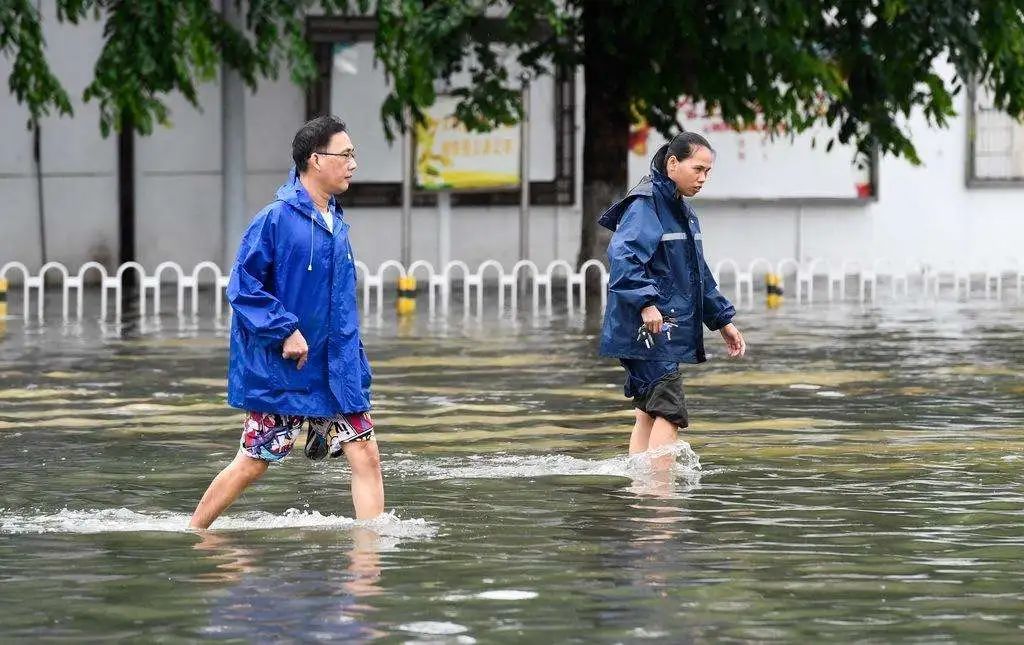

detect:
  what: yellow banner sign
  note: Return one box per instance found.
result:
[416,96,521,190]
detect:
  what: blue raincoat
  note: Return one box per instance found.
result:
[226,168,371,416]
[599,159,735,364]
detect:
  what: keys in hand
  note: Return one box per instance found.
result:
[636,319,678,349]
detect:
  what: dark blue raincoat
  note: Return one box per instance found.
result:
[226,168,371,416]
[599,161,735,363]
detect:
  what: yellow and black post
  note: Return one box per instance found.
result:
[396,275,417,316]
[0,277,7,334]
[766,273,783,309]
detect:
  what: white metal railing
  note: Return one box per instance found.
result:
[1,257,1022,324]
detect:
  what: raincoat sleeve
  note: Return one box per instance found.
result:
[607,200,663,311]
[700,256,735,331]
[358,340,373,403]
[226,213,299,345]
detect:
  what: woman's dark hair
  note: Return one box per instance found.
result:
[292,115,348,172]
[653,131,714,173]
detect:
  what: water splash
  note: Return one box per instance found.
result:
[475,590,538,600]
[0,507,437,538]
[397,621,469,635]
[389,441,702,485]
[816,390,846,398]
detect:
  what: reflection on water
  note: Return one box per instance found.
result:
[190,528,390,641]
[1,299,1023,641]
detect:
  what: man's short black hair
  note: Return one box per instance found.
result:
[292,115,348,172]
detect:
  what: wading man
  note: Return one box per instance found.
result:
[190,116,383,528]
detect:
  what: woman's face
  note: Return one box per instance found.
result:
[666,145,714,197]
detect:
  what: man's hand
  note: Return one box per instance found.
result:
[720,323,746,358]
[282,330,309,369]
[641,305,663,335]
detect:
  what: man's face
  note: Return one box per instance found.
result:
[666,146,714,197]
[310,131,358,194]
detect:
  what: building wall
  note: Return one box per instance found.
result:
[652,62,1024,275]
[694,103,1024,275]
[0,2,117,273]
[2,5,1023,284]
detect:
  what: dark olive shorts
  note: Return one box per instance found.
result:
[620,359,689,428]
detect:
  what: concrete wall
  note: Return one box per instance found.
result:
[133,72,307,271]
[0,4,585,281]
[1,2,117,272]
[651,65,1024,274]
[693,101,1024,274]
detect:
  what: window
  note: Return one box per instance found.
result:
[305,15,576,207]
[968,82,1024,185]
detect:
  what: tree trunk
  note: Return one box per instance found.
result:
[118,116,139,328]
[118,117,135,267]
[577,0,631,270]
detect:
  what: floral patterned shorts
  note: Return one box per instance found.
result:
[239,411,374,463]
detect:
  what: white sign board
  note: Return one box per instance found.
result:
[629,98,873,200]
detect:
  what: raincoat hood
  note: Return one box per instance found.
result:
[273,166,342,273]
[275,166,339,219]
[598,144,678,232]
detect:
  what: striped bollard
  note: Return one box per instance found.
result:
[0,278,7,334]
[766,273,783,309]
[396,275,417,315]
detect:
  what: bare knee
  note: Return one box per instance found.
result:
[635,408,655,424]
[633,409,656,437]
[649,417,679,446]
[232,452,269,482]
[344,441,382,475]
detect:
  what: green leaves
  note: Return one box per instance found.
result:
[573,0,1024,166]
[373,0,573,140]
[1,0,73,126]
[4,0,365,135]
[4,0,1024,167]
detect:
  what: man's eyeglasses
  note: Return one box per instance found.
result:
[315,150,356,161]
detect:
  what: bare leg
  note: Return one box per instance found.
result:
[628,408,656,454]
[648,417,679,473]
[189,452,268,529]
[342,438,385,520]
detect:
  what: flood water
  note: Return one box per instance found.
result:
[1,298,1022,642]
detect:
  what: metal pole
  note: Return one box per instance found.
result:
[32,0,45,267]
[438,190,451,268]
[518,77,531,261]
[118,120,135,266]
[795,204,804,264]
[33,124,46,265]
[401,110,413,268]
[221,0,247,269]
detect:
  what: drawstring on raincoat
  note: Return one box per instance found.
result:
[307,212,314,271]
